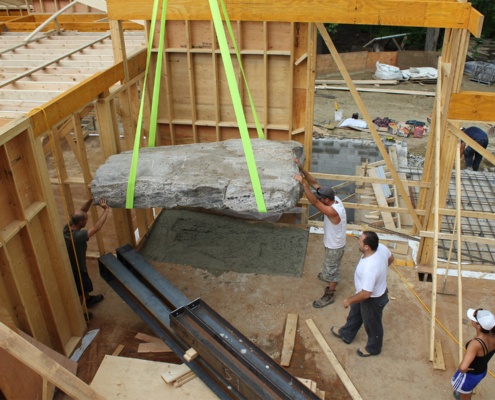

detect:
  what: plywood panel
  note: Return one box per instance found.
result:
[192,54,216,122]
[27,211,71,349]
[189,20,212,49]
[241,21,265,51]
[5,132,40,210]
[4,230,52,347]
[0,146,21,229]
[268,22,292,51]
[169,54,191,120]
[267,56,291,125]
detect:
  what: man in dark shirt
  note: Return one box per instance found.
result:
[64,197,109,320]
[460,126,489,171]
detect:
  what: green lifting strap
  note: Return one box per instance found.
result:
[209,0,267,212]
[126,0,167,208]
[219,0,265,140]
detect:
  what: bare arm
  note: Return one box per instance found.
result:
[294,158,320,190]
[294,174,339,220]
[343,290,372,308]
[458,339,479,373]
[80,198,93,213]
[87,198,109,238]
[388,254,395,266]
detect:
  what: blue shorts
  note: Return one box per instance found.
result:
[451,369,487,394]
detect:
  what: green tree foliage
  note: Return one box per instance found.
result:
[472,0,495,38]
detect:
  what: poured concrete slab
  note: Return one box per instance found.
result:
[91,139,304,213]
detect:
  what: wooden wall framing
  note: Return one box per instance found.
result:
[0,0,494,394]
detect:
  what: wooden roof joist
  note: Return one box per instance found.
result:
[0,89,64,101]
[0,73,93,82]
[0,53,115,61]
[28,48,146,137]
[3,81,79,90]
[106,0,484,37]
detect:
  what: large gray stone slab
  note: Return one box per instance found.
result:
[91,139,305,213]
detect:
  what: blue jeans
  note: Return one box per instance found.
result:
[338,290,389,354]
[464,137,488,171]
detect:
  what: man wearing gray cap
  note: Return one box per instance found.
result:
[294,159,347,308]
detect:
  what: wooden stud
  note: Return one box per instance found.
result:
[316,23,422,230]
[280,313,298,367]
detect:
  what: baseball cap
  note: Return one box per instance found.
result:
[315,186,335,200]
[467,308,495,330]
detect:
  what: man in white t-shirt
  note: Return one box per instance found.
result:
[294,159,347,308]
[330,231,394,357]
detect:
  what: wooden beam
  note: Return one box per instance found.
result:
[305,319,363,400]
[448,92,495,122]
[315,85,435,97]
[280,313,298,367]
[106,0,480,35]
[0,323,105,400]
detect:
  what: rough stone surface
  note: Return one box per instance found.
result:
[91,139,305,212]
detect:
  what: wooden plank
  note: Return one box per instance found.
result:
[315,79,398,85]
[161,363,191,384]
[0,322,105,400]
[173,371,197,388]
[91,356,217,399]
[368,168,396,229]
[316,23,422,230]
[137,342,173,353]
[280,313,298,367]
[315,85,435,97]
[305,319,363,400]
[433,340,445,370]
[448,92,495,122]
[135,332,162,343]
[106,0,479,34]
[112,344,125,356]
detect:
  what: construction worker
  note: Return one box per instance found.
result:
[460,126,489,171]
[452,308,495,399]
[331,231,394,357]
[294,159,347,308]
[63,197,110,321]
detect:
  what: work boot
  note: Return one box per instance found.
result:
[86,294,104,308]
[312,287,335,308]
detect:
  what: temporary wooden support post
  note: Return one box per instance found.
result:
[417,28,470,265]
[316,23,422,231]
[455,140,463,364]
[429,56,442,362]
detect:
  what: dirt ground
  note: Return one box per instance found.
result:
[314,71,494,163]
[60,72,495,399]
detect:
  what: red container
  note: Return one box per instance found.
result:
[413,126,424,138]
